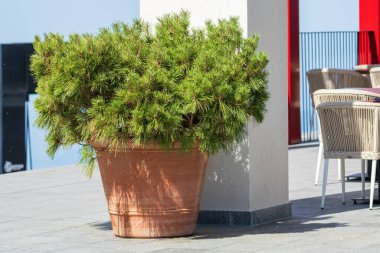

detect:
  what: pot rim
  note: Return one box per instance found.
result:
[90,140,202,152]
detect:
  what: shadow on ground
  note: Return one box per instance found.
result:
[89,188,376,239]
[89,221,112,231]
[191,188,375,239]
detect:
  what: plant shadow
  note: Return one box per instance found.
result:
[89,221,112,231]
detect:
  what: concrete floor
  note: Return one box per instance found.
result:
[1,145,380,252]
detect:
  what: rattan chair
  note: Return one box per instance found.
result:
[313,88,380,106]
[313,89,380,190]
[370,67,380,87]
[316,101,380,210]
[307,69,371,103]
[307,69,372,185]
[354,64,380,83]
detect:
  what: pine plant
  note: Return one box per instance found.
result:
[30,11,269,176]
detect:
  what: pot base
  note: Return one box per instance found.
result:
[110,213,197,238]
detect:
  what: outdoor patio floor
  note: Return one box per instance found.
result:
[1,144,380,252]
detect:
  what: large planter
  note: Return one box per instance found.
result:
[31,12,269,238]
[94,143,209,238]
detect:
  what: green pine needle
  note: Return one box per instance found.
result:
[30,11,269,177]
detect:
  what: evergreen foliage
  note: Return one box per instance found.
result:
[30,11,269,176]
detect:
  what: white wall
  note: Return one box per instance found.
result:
[140,0,289,212]
[0,0,139,43]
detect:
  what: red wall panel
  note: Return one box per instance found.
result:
[288,0,301,144]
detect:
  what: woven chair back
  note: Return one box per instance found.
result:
[307,69,371,107]
[370,67,380,87]
[316,101,380,160]
[313,89,380,107]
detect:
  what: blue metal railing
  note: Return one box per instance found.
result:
[299,31,360,142]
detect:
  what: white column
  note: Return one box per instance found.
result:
[247,0,289,211]
[140,0,290,225]
[140,0,248,36]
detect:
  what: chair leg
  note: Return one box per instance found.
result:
[337,159,342,181]
[370,160,377,210]
[315,142,323,185]
[321,159,329,209]
[340,159,345,204]
[361,160,366,199]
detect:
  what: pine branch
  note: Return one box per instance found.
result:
[30,12,269,177]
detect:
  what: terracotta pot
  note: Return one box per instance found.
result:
[94,143,209,238]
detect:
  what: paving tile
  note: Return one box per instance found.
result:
[0,146,379,252]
